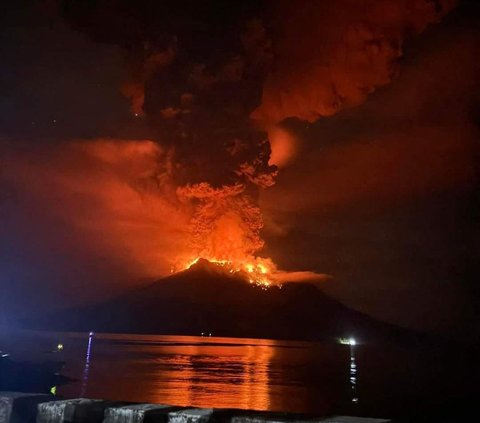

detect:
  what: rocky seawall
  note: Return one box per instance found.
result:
[0,392,391,423]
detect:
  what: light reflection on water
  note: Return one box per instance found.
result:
[52,333,343,413]
[3,331,477,419]
[79,331,94,397]
[145,342,274,410]
[349,343,358,404]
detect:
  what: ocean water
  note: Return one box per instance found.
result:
[1,331,478,421]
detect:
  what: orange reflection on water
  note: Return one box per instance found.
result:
[151,336,274,410]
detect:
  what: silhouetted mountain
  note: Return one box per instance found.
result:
[31,259,427,342]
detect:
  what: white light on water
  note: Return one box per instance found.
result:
[338,337,357,346]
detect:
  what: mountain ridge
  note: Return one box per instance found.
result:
[29,259,428,343]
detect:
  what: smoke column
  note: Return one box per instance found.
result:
[17,0,457,284]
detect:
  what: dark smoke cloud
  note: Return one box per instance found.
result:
[62,0,275,188]
[59,0,459,197]
[255,0,457,124]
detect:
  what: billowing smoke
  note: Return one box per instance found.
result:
[98,4,280,278]
[140,34,279,278]
[254,0,458,125]
[54,0,457,284]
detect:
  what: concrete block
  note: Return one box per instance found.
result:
[168,408,214,423]
[36,398,118,423]
[104,404,174,423]
[0,392,50,423]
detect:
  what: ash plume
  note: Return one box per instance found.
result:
[254,0,458,125]
[55,0,457,281]
[62,0,281,274]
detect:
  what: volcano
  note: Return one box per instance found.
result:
[31,259,424,342]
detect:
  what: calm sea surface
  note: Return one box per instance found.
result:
[1,331,478,420]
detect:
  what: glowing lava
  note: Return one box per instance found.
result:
[176,256,275,288]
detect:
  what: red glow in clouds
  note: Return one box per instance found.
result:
[3,139,327,286]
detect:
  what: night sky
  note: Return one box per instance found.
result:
[1,0,479,340]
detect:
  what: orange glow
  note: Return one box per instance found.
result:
[5,139,283,287]
[267,126,298,168]
[173,182,279,288]
[5,139,330,289]
[253,0,457,125]
[176,256,276,288]
[149,336,274,411]
[176,256,330,287]
[4,139,191,281]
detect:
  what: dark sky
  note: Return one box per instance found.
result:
[1,0,479,339]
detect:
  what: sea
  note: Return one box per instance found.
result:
[1,330,478,422]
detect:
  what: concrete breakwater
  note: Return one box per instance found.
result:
[0,392,390,423]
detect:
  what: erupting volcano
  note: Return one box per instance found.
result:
[69,0,454,291]
[6,0,455,292]
[30,255,428,344]
[172,182,278,287]
[180,257,274,288]
[2,0,467,338]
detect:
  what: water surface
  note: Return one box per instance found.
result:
[1,331,477,421]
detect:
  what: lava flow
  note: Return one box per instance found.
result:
[180,256,275,288]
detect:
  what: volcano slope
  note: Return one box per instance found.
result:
[31,259,426,342]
